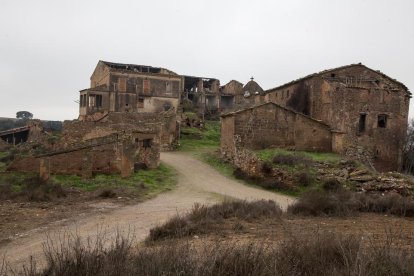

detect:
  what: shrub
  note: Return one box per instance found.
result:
[288,189,357,217]
[99,189,116,198]
[261,161,273,175]
[272,154,311,166]
[322,178,343,191]
[0,176,67,201]
[147,200,282,241]
[23,177,67,201]
[289,188,414,218]
[296,171,312,187]
[261,178,292,191]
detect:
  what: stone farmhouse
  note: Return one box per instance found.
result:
[221,63,410,172]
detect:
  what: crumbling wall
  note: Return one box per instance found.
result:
[8,131,160,176]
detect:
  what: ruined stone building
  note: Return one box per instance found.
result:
[8,113,161,178]
[183,76,221,115]
[79,61,182,118]
[222,64,410,172]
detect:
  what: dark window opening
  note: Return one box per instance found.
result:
[359,114,366,133]
[143,139,152,148]
[96,95,102,108]
[331,73,336,78]
[135,138,139,143]
[378,114,388,128]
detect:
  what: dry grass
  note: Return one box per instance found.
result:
[147,200,282,242]
[5,230,414,276]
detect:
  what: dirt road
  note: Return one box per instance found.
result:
[1,152,294,269]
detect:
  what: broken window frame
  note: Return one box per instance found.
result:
[377,114,388,128]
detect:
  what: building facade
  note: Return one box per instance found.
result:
[222,64,410,172]
[79,61,183,119]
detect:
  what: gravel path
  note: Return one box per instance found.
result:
[1,151,294,270]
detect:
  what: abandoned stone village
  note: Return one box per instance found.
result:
[0,61,411,181]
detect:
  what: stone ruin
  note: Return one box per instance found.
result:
[6,112,169,179]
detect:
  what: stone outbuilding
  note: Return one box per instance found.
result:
[221,102,332,159]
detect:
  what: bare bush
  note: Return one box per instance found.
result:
[148,200,282,241]
[289,188,414,217]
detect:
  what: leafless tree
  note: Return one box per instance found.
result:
[403,119,414,174]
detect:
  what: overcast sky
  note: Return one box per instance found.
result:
[1,0,413,121]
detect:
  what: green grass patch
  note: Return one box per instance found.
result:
[256,148,342,164]
[51,163,177,196]
[179,121,220,151]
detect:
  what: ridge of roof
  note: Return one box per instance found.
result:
[100,60,179,76]
[265,63,410,95]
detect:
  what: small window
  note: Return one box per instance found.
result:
[359,114,366,133]
[331,73,336,78]
[286,90,289,97]
[378,114,388,128]
[143,139,152,148]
